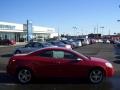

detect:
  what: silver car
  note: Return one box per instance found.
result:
[49,41,72,49]
[14,42,56,54]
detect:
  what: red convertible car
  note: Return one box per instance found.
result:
[7,47,114,84]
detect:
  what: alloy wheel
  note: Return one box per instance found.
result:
[89,69,104,84]
[15,50,21,54]
[17,69,32,84]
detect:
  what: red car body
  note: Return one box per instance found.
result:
[7,47,114,84]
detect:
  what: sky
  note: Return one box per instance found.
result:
[0,0,120,35]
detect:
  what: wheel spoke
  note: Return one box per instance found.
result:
[93,71,96,75]
[97,71,102,75]
[18,69,32,83]
[90,69,103,83]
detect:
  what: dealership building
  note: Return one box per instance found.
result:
[0,21,58,42]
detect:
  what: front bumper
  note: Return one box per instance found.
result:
[105,67,115,77]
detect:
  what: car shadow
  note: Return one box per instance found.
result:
[113,60,120,64]
[0,72,89,84]
[0,72,17,83]
[32,78,89,84]
[0,53,13,57]
[114,55,120,59]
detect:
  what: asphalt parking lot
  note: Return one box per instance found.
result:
[0,43,120,90]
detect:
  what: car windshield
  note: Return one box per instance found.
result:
[71,50,89,60]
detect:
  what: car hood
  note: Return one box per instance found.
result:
[90,57,108,63]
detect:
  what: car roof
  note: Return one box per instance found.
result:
[29,47,72,54]
[40,47,70,51]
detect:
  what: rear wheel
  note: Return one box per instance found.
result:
[89,69,104,84]
[15,50,21,54]
[17,68,32,84]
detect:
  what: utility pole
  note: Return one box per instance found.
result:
[100,26,104,36]
[96,24,99,39]
[73,26,78,36]
[58,27,60,40]
[94,27,96,34]
[97,24,98,34]
[108,29,111,35]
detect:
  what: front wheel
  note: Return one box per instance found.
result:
[17,68,32,84]
[89,69,104,84]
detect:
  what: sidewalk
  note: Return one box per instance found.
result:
[15,42,27,46]
[0,42,26,47]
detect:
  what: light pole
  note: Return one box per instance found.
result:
[72,26,78,36]
[117,19,120,35]
[100,26,104,36]
[57,27,60,40]
[96,24,99,34]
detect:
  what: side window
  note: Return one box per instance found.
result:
[53,51,64,58]
[39,50,53,57]
[25,43,33,47]
[64,52,77,59]
[33,43,43,48]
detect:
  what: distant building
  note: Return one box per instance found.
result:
[103,35,120,40]
[0,21,58,42]
[88,33,101,39]
[61,35,88,40]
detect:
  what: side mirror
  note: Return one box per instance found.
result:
[69,58,83,64]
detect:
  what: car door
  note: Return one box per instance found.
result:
[32,50,61,77]
[22,43,34,53]
[32,42,43,51]
[55,50,90,78]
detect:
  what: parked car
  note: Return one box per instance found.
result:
[76,38,89,46]
[89,39,96,44]
[72,39,82,47]
[103,39,110,44]
[49,41,72,49]
[109,39,115,44]
[114,43,120,55]
[14,42,56,54]
[0,39,16,45]
[114,40,120,44]
[98,39,103,43]
[7,47,114,84]
[60,40,77,48]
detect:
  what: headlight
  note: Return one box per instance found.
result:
[105,62,113,68]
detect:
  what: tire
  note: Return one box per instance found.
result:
[89,69,104,84]
[15,50,21,54]
[17,68,32,84]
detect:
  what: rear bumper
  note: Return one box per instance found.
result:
[6,64,17,76]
